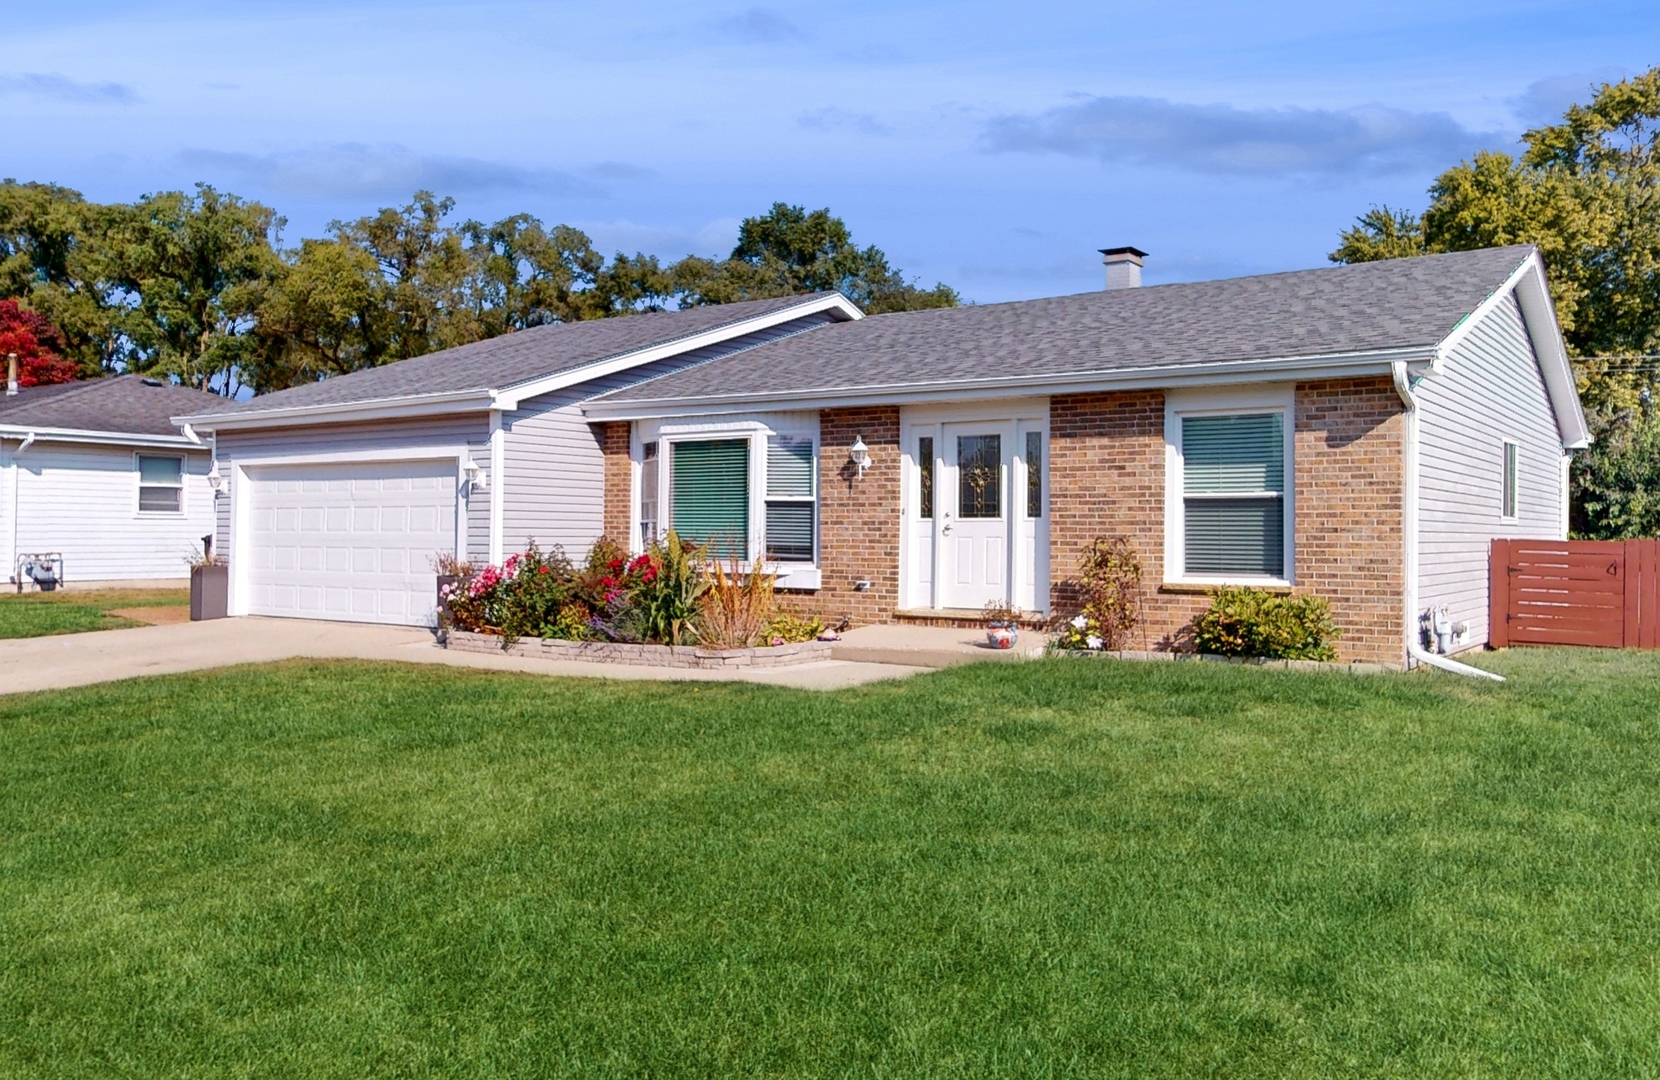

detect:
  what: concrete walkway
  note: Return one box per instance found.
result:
[0,618,929,697]
[832,623,1052,668]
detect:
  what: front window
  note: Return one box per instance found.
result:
[1180,413,1285,578]
[138,454,184,513]
[670,438,749,559]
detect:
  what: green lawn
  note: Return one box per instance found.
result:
[3,651,1660,1077]
[0,588,188,639]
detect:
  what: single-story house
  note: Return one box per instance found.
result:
[2,375,219,588]
[178,244,1588,668]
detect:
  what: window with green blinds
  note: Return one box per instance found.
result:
[1181,413,1285,577]
[671,439,749,559]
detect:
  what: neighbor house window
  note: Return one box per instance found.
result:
[918,436,934,519]
[137,454,184,513]
[764,436,815,562]
[1502,441,1519,519]
[1025,430,1043,518]
[671,439,749,559]
[1180,413,1285,578]
[639,441,659,546]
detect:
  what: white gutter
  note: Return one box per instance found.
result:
[0,424,201,451]
[1393,361,1504,682]
[175,388,496,432]
[585,345,1437,421]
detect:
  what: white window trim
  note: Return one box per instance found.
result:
[633,414,822,589]
[1164,385,1296,587]
[135,451,186,517]
[1502,440,1520,521]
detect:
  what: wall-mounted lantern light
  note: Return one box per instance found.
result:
[463,458,488,492]
[849,436,871,476]
[206,460,224,492]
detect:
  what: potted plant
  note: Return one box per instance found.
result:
[982,598,1023,649]
[431,552,474,626]
[187,541,228,621]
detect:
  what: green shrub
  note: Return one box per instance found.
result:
[1190,587,1341,661]
[1053,536,1143,651]
[761,611,826,645]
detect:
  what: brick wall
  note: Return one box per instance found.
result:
[775,406,902,627]
[1292,378,1406,666]
[1048,379,1406,666]
[598,421,631,546]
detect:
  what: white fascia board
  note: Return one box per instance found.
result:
[580,346,1433,421]
[1507,255,1592,449]
[489,294,863,411]
[0,424,206,450]
[174,389,497,432]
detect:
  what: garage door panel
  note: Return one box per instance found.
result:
[246,458,457,626]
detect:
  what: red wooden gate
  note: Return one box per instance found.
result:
[1490,539,1660,649]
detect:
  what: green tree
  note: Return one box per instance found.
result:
[110,184,284,391]
[0,180,129,376]
[672,203,959,314]
[1332,67,1660,413]
[1572,400,1660,539]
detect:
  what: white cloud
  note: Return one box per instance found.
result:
[0,72,135,103]
[983,95,1495,177]
[172,144,602,201]
[1508,69,1628,127]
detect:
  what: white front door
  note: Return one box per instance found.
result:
[939,424,1010,609]
[243,459,458,626]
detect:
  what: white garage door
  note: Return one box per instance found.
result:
[245,459,458,625]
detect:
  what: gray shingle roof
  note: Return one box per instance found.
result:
[596,246,1537,405]
[191,293,837,418]
[0,376,217,438]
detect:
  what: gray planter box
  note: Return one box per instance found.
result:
[190,564,229,621]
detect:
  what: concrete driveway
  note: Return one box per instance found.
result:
[0,618,927,697]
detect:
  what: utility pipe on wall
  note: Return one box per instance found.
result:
[1392,361,1505,682]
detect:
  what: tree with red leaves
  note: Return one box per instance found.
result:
[0,299,79,386]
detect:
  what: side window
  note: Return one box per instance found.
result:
[764,436,815,562]
[138,455,184,514]
[639,441,659,547]
[1502,441,1519,519]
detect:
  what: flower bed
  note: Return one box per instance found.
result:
[445,629,833,669]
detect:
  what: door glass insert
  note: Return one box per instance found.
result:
[957,434,1001,519]
[918,436,934,519]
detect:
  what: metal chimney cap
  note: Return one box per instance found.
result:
[1098,246,1149,259]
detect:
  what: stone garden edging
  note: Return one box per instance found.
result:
[444,629,834,669]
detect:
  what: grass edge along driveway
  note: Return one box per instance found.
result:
[2,649,1659,1078]
[0,587,188,639]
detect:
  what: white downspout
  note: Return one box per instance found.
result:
[1393,361,1505,682]
[488,410,506,566]
[8,432,35,586]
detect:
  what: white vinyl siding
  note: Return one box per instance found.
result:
[1416,292,1566,647]
[501,313,840,564]
[3,441,214,583]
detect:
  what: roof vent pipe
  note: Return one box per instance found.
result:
[1100,246,1147,290]
[6,352,17,396]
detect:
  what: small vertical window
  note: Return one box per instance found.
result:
[1503,441,1519,519]
[1025,430,1043,519]
[137,455,184,513]
[764,436,816,562]
[639,441,659,547]
[918,436,934,519]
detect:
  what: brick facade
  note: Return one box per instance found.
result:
[597,381,1407,662]
[774,406,902,628]
[598,421,631,546]
[1047,379,1406,666]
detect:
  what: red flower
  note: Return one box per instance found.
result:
[538,565,550,575]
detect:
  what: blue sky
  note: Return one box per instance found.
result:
[3,0,1653,302]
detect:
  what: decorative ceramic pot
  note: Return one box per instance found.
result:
[986,624,1018,649]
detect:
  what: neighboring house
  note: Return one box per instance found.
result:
[580,245,1586,667]
[175,244,1588,668]
[175,294,860,626]
[1,375,219,588]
